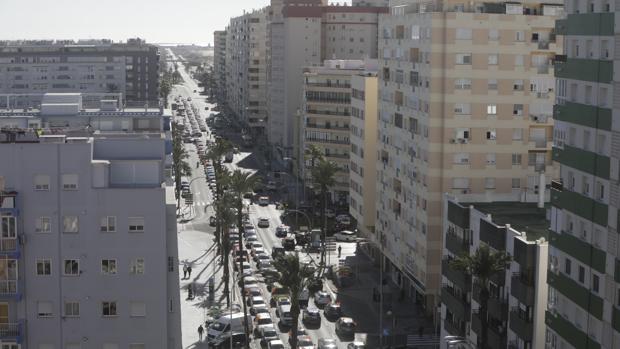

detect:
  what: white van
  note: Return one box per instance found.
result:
[207,312,251,342]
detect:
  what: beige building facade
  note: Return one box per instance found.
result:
[376,0,563,311]
[213,30,227,103]
[349,69,379,243]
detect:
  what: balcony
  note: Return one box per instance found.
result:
[0,192,18,215]
[612,306,620,334]
[509,309,533,341]
[0,216,19,259]
[442,259,471,290]
[471,312,507,349]
[306,109,351,117]
[441,286,470,320]
[0,279,20,300]
[306,82,351,89]
[445,232,469,256]
[472,283,507,320]
[547,271,603,320]
[553,102,612,131]
[551,187,608,227]
[548,230,606,273]
[510,273,535,306]
[444,319,466,337]
[305,138,349,145]
[305,97,351,105]
[546,311,601,349]
[325,153,350,160]
[555,58,613,84]
[0,321,23,343]
[552,145,610,180]
[305,123,350,132]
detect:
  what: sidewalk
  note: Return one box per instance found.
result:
[178,216,231,348]
[323,250,433,340]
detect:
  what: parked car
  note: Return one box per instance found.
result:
[282,236,296,250]
[334,230,357,242]
[302,307,321,326]
[259,325,279,346]
[253,313,274,335]
[211,332,247,349]
[347,342,366,349]
[295,335,314,349]
[267,340,285,349]
[335,317,357,338]
[314,291,332,307]
[318,338,338,349]
[275,225,290,238]
[324,302,342,320]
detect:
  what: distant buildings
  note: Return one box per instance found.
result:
[0,39,160,106]
[441,197,549,349]
[0,93,181,348]
[375,0,562,311]
[213,31,227,104]
[546,1,620,348]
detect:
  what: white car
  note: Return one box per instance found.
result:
[334,230,357,242]
[336,214,351,225]
[258,217,270,228]
[314,291,332,307]
[268,340,285,349]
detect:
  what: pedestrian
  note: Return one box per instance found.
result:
[198,324,204,341]
[182,264,188,279]
[187,266,192,278]
[338,245,342,258]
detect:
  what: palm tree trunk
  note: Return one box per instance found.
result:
[223,246,230,307]
[480,286,490,349]
[290,300,300,348]
[236,198,250,349]
[320,185,327,269]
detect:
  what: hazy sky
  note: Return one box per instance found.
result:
[0,0,276,45]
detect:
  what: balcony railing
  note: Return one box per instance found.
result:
[441,286,470,320]
[444,319,466,337]
[509,308,533,341]
[445,232,469,256]
[511,273,535,306]
[325,153,350,159]
[305,138,349,145]
[305,97,351,104]
[306,109,351,117]
[305,123,350,131]
[472,283,508,320]
[0,322,23,341]
[0,280,18,298]
[442,259,471,290]
[306,82,351,89]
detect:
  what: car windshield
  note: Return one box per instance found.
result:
[298,339,313,345]
[341,321,355,328]
[264,329,277,337]
[210,321,228,331]
[253,299,265,304]
[258,318,272,325]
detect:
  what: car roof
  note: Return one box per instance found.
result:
[339,230,355,234]
[256,313,271,319]
[339,317,354,322]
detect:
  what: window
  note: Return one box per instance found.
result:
[37,301,53,317]
[484,178,496,189]
[454,103,471,115]
[101,259,117,275]
[515,55,524,66]
[515,31,525,41]
[486,129,497,140]
[578,265,585,283]
[130,302,146,317]
[454,79,471,90]
[168,256,174,272]
[565,258,572,275]
[34,175,50,191]
[512,178,521,189]
[512,154,522,165]
[592,274,599,293]
[512,129,523,140]
[452,178,470,189]
[64,301,80,317]
[100,216,116,232]
[513,104,523,116]
[63,259,79,276]
[130,258,145,274]
[128,217,144,232]
[36,216,51,233]
[486,153,496,165]
[487,104,497,115]
[513,80,524,91]
[488,79,498,90]
[488,29,499,41]
[61,174,78,190]
[455,28,472,40]
[488,54,498,65]
[62,216,78,233]
[37,259,51,275]
[102,301,118,316]
[455,53,472,65]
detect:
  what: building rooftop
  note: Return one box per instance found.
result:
[467,202,549,242]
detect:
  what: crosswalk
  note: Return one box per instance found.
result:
[406,334,440,347]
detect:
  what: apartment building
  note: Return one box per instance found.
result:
[546,1,620,348]
[441,197,549,349]
[300,60,358,203]
[225,8,270,136]
[213,31,227,103]
[0,39,160,105]
[0,94,180,349]
[376,0,563,311]
[267,0,387,159]
[349,68,379,246]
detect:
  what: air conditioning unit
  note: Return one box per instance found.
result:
[462,189,469,194]
[458,138,468,144]
[450,139,456,144]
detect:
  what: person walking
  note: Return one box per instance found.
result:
[182,264,188,279]
[198,324,204,341]
[338,245,342,258]
[187,266,192,278]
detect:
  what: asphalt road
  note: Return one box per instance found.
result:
[171,55,360,349]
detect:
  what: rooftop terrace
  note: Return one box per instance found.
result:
[468,202,549,242]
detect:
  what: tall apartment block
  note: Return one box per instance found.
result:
[0,93,181,348]
[300,60,374,203]
[225,8,270,136]
[375,0,563,311]
[441,197,549,349]
[267,0,387,158]
[349,68,379,248]
[213,31,227,103]
[0,39,160,105]
[546,1,620,348]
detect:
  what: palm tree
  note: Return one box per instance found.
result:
[171,123,192,209]
[305,144,324,168]
[228,169,260,348]
[206,138,233,200]
[273,253,315,349]
[212,166,231,259]
[450,245,511,349]
[310,159,339,269]
[214,193,235,307]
